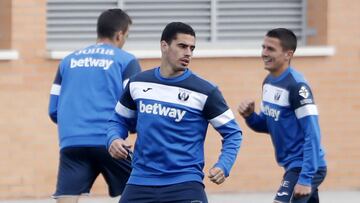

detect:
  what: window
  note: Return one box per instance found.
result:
[47,0,311,51]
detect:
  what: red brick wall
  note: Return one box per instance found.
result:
[0,0,11,48]
[0,0,359,199]
[307,0,327,45]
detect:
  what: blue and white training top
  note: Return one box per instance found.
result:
[245,67,326,186]
[107,67,242,186]
[48,43,141,149]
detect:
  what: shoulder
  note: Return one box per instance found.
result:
[288,67,308,84]
[59,50,77,70]
[278,68,311,92]
[114,48,136,61]
[60,47,82,64]
[287,69,312,93]
[287,69,315,105]
[184,72,218,95]
[130,68,156,82]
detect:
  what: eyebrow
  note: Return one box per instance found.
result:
[178,42,195,49]
[262,44,275,51]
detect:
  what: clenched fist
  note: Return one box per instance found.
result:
[238,99,255,118]
[208,167,226,185]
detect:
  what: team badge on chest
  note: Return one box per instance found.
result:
[178,89,190,101]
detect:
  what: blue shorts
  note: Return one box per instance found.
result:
[119,181,208,203]
[274,167,327,203]
[53,146,132,198]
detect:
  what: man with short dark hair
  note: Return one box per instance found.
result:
[238,28,327,203]
[108,22,242,203]
[48,8,141,203]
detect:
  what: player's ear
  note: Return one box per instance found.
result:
[115,31,122,41]
[160,40,168,52]
[114,30,126,42]
[285,50,294,59]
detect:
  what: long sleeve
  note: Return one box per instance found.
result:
[121,58,141,133]
[245,111,269,133]
[48,66,62,123]
[212,117,242,177]
[107,82,137,149]
[297,115,321,185]
[205,88,242,177]
[291,83,322,186]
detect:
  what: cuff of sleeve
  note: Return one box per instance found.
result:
[214,163,229,177]
[107,135,120,150]
[297,175,312,186]
[245,112,257,124]
[107,128,127,149]
[49,115,57,123]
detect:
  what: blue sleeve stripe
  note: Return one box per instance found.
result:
[115,101,136,118]
[295,104,318,119]
[130,81,208,111]
[209,109,235,128]
[50,84,61,95]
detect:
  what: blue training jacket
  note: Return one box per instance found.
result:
[49,43,141,149]
[245,67,326,186]
[107,67,242,186]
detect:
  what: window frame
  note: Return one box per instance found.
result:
[46,0,335,59]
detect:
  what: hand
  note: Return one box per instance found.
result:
[237,100,255,118]
[208,167,226,185]
[293,183,311,198]
[108,138,132,159]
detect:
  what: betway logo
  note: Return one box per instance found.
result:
[262,104,280,121]
[70,57,114,70]
[139,101,186,122]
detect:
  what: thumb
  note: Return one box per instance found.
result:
[122,140,132,148]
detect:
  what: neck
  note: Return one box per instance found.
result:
[97,38,116,47]
[159,61,185,78]
[270,63,290,77]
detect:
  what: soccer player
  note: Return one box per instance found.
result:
[238,28,327,203]
[48,9,141,203]
[107,22,242,203]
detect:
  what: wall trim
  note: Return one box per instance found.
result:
[0,50,19,60]
[47,46,336,60]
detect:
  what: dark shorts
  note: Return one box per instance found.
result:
[53,146,132,198]
[274,167,327,203]
[119,181,208,203]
